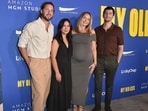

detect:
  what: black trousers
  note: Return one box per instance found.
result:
[94,56,118,109]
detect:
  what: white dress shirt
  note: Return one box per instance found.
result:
[18,18,54,58]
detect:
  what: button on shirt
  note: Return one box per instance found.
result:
[18,18,54,58]
[95,24,124,56]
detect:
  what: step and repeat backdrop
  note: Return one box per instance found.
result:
[0,0,148,110]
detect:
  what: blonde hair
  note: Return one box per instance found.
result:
[75,12,93,34]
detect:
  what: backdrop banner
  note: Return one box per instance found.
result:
[0,0,148,110]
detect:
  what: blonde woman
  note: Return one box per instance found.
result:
[71,12,97,111]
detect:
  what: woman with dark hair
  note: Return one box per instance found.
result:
[46,18,73,111]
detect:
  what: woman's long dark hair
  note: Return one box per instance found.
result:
[55,18,73,43]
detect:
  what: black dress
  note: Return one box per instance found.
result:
[46,37,72,111]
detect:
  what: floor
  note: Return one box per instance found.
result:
[0,93,147,111]
[68,93,148,111]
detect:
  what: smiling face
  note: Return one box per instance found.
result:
[40,4,54,21]
[80,13,91,27]
[61,21,71,35]
[103,9,114,23]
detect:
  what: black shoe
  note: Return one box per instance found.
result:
[92,107,101,111]
[104,106,112,111]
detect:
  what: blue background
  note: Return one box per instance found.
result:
[0,0,148,110]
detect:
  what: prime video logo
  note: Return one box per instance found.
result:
[16,30,22,38]
[59,7,78,14]
[123,50,135,56]
[16,30,21,35]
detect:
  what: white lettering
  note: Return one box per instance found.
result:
[8,5,21,10]
[8,0,32,6]
[121,68,137,74]
[16,56,24,61]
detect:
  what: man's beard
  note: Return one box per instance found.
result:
[104,19,111,23]
[41,14,52,21]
